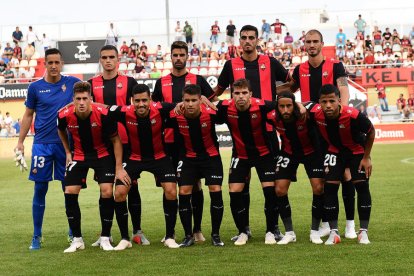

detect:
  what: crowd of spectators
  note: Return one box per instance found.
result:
[0,111,21,137]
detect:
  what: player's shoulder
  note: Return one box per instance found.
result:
[221,99,233,106]
[58,104,74,118]
[252,97,266,106]
[92,102,109,115]
[309,103,322,113]
[202,105,217,115]
[27,78,46,90]
[151,101,163,110]
[342,105,359,118]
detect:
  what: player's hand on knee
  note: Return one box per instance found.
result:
[116,169,131,186]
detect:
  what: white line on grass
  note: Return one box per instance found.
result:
[401,157,414,164]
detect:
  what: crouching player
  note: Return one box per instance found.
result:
[106,84,180,249]
[168,84,225,247]
[267,91,325,245]
[307,84,374,245]
[57,81,130,253]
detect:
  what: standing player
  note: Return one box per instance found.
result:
[289,29,356,239]
[57,81,129,253]
[216,79,277,246]
[267,91,324,245]
[88,45,149,246]
[152,41,215,242]
[106,84,180,249]
[15,48,80,250]
[215,24,289,240]
[307,84,374,245]
[167,84,224,247]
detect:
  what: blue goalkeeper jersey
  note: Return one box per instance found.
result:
[25,75,80,144]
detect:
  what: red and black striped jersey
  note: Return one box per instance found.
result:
[292,58,347,103]
[89,74,137,144]
[57,103,118,161]
[216,97,275,159]
[308,103,373,154]
[217,55,289,101]
[267,111,319,157]
[167,105,220,158]
[107,102,175,161]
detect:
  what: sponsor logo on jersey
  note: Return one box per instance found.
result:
[39,89,51,93]
[162,82,173,86]
[234,67,246,71]
[316,121,327,126]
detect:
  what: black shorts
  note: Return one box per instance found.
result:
[124,157,176,185]
[165,142,180,169]
[65,155,115,186]
[324,152,367,182]
[267,130,280,158]
[228,154,275,183]
[177,155,223,186]
[275,151,324,181]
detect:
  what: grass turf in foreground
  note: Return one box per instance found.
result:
[0,143,413,275]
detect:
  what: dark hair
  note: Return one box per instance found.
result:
[73,81,91,95]
[306,29,324,42]
[45,48,62,59]
[100,45,118,56]
[171,41,188,54]
[276,91,301,120]
[233,78,252,91]
[319,84,340,98]
[182,84,201,96]
[240,25,259,38]
[132,84,151,97]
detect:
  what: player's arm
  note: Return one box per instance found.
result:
[110,134,131,186]
[337,76,350,106]
[359,124,375,178]
[214,61,231,97]
[15,107,34,155]
[57,117,72,166]
[151,79,163,102]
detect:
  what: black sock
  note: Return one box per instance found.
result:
[210,191,224,236]
[163,194,177,239]
[65,194,81,237]
[115,200,129,240]
[277,194,293,232]
[324,183,340,230]
[342,180,355,220]
[311,194,323,231]
[128,184,141,233]
[179,194,192,237]
[263,186,277,233]
[242,180,250,227]
[355,181,372,230]
[191,187,204,233]
[229,192,246,233]
[100,197,114,237]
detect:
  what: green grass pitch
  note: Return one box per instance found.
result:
[1,144,413,275]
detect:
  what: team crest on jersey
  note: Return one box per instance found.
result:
[260,63,266,71]
[151,119,157,125]
[297,125,304,131]
[201,122,207,128]
[347,109,352,114]
[117,82,123,89]
[32,168,37,174]
[185,80,192,85]
[61,84,66,92]
[322,71,329,78]
[110,105,117,111]
[339,124,345,129]
[91,122,98,127]
[251,114,257,119]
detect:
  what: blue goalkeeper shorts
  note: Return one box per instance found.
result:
[29,143,66,182]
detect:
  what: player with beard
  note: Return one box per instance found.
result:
[215,25,290,241]
[306,84,374,245]
[152,41,215,243]
[288,29,356,239]
[267,91,325,245]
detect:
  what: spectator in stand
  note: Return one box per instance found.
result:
[137,68,149,79]
[41,33,51,52]
[0,60,6,74]
[273,44,284,61]
[190,44,200,62]
[3,63,14,83]
[19,72,30,83]
[149,66,161,78]
[134,58,144,74]
[359,104,368,117]
[407,93,414,111]
[261,19,271,42]
[120,41,129,56]
[374,51,384,65]
[299,30,306,49]
[26,26,39,48]
[354,14,367,36]
[106,22,119,46]
[271,18,287,41]
[354,33,364,56]
[375,80,389,111]
[368,109,381,124]
[336,28,346,48]
[24,43,35,60]
[175,21,184,42]
[401,35,412,51]
[216,42,228,60]
[364,50,375,66]
[227,42,239,59]
[12,27,23,44]
[284,32,294,49]
[345,45,356,64]
[403,55,413,67]
[13,118,21,135]
[140,41,148,54]
[355,52,364,66]
[382,28,392,44]
[4,112,13,136]
[200,42,211,60]
[365,35,373,51]
[129,39,139,57]
[401,106,413,122]
[9,53,19,68]
[392,29,400,40]
[183,21,194,44]
[392,37,402,53]
[226,20,237,45]
[138,51,147,63]
[210,20,221,46]
[397,93,406,113]
[409,26,414,45]
[155,45,165,62]
[4,43,14,60]
[372,26,382,45]
[13,42,22,59]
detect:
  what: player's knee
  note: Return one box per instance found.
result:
[179,185,192,195]
[229,183,244,193]
[100,184,114,198]
[65,185,81,194]
[208,185,221,192]
[311,182,324,195]
[114,187,128,202]
[163,184,177,200]
[275,187,288,197]
[354,180,370,194]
